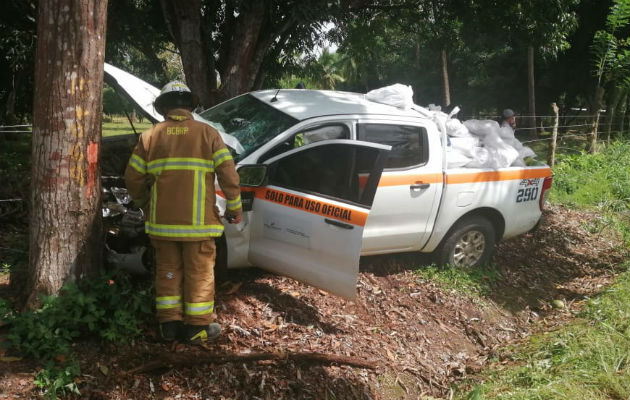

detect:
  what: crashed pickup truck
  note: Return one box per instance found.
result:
[103,63,552,298]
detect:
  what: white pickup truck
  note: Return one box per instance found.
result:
[104,63,553,298]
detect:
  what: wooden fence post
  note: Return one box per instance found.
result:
[548,102,559,167]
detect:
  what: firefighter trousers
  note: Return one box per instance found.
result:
[151,239,216,326]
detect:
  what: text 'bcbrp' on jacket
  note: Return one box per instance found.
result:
[124,108,242,241]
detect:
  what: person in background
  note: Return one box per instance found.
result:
[500,108,516,130]
[124,81,242,344]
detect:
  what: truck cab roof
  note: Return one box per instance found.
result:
[249,89,423,121]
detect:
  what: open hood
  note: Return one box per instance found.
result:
[104,63,163,124]
[103,63,244,154]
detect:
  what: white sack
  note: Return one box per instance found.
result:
[446,118,472,137]
[479,128,520,168]
[463,119,500,137]
[449,137,480,157]
[499,126,515,140]
[366,84,414,110]
[507,137,524,150]
[519,146,536,159]
[465,147,491,168]
[511,158,526,167]
[446,148,472,168]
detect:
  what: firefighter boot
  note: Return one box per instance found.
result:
[159,320,183,342]
[185,323,221,344]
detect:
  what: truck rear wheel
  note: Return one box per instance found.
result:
[434,216,495,268]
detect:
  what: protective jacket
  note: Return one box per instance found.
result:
[125,108,242,241]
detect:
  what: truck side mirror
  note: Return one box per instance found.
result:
[237,164,267,187]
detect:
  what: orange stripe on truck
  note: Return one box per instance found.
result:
[446,167,552,184]
[256,188,368,226]
[217,188,368,226]
[375,168,552,187]
[377,173,443,186]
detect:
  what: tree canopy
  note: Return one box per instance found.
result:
[0,0,628,123]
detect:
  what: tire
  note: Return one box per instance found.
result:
[434,216,496,269]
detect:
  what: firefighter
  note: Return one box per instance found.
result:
[124,81,242,344]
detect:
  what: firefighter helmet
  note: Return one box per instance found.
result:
[154,81,193,116]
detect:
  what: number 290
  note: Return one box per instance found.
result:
[516,187,539,203]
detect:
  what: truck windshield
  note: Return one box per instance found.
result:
[198,94,298,162]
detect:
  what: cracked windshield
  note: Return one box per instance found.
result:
[198,94,298,162]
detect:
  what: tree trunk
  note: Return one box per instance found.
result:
[548,102,559,167]
[160,0,216,108]
[606,88,622,142]
[4,72,22,123]
[441,48,451,107]
[527,45,537,138]
[589,86,604,154]
[27,0,107,308]
[215,1,267,104]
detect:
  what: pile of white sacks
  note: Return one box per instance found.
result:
[443,117,537,169]
[364,84,538,170]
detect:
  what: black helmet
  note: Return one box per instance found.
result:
[154,81,193,116]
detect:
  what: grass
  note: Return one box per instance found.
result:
[451,139,630,399]
[416,264,500,297]
[551,140,630,246]
[456,270,630,400]
[102,119,153,137]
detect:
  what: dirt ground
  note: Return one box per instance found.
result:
[0,204,626,399]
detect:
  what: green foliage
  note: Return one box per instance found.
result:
[34,361,81,399]
[551,140,630,245]
[4,273,152,398]
[415,264,500,296]
[102,86,134,115]
[591,0,630,89]
[457,269,630,400]
[551,140,630,212]
[6,272,152,360]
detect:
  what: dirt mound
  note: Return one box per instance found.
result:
[0,205,625,399]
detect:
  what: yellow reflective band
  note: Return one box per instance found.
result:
[192,170,199,225]
[213,148,233,168]
[200,171,206,224]
[192,170,206,225]
[156,296,182,309]
[145,222,224,238]
[185,301,214,316]
[147,157,214,174]
[151,181,157,224]
[129,154,147,174]
[226,195,242,211]
[190,329,207,342]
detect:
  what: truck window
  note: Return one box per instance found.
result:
[267,143,380,207]
[198,94,298,162]
[260,124,350,163]
[357,124,427,169]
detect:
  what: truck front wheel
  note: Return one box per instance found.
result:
[434,217,495,268]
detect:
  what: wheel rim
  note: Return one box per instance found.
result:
[451,230,486,268]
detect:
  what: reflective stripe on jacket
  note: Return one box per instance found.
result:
[124,109,242,240]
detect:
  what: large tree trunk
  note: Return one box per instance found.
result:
[160,0,216,108]
[215,1,268,104]
[527,45,537,138]
[441,48,451,107]
[27,0,107,308]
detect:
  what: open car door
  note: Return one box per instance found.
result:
[244,140,390,298]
